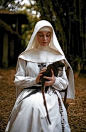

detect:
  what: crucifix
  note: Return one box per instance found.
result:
[38,63,46,70]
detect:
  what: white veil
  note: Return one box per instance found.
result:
[18,20,75,99]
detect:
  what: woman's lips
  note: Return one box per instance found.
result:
[42,42,47,43]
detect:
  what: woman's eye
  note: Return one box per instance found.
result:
[39,35,43,37]
[38,33,51,37]
[46,35,50,37]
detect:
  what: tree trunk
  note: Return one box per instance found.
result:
[2,33,8,67]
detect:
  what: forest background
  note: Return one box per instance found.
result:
[0,0,86,75]
[0,0,86,132]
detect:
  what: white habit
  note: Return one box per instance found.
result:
[5,20,75,132]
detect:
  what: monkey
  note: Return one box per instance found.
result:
[40,61,65,92]
[40,61,65,124]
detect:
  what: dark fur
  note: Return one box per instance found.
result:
[40,61,65,91]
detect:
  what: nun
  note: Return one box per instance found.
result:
[5,20,75,132]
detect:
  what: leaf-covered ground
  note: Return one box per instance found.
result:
[0,68,86,132]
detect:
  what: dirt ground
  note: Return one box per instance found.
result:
[0,68,86,132]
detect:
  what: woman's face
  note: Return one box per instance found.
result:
[37,31,51,46]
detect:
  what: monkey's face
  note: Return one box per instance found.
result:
[54,61,65,70]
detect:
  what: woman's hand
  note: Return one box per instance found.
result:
[36,68,47,84]
[44,69,55,86]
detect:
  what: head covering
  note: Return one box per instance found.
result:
[18,20,75,99]
[39,26,52,32]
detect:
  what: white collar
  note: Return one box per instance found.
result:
[37,45,51,51]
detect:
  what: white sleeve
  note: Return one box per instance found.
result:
[52,67,68,91]
[14,59,37,89]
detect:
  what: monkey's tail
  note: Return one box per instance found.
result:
[41,86,51,124]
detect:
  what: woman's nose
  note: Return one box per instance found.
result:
[43,36,47,40]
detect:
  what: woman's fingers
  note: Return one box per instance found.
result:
[40,68,47,74]
[36,68,55,85]
[51,69,54,76]
[36,73,42,83]
[36,68,47,84]
[45,80,53,86]
[44,69,55,86]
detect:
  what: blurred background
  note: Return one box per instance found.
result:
[0,0,86,76]
[0,1,86,132]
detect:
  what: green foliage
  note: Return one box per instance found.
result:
[0,0,40,49]
[35,0,85,66]
[0,0,15,6]
[0,0,85,60]
[17,8,40,48]
[69,54,86,72]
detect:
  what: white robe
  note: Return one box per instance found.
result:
[5,58,71,132]
[5,20,74,132]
